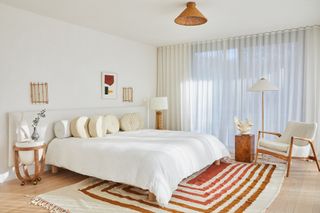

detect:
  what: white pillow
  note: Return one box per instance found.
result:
[88,116,104,137]
[54,120,71,139]
[70,116,90,138]
[120,113,144,131]
[103,115,120,134]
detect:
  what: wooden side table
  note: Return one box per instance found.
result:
[235,134,255,163]
[14,141,46,185]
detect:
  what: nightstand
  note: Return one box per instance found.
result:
[13,141,46,185]
[235,134,255,163]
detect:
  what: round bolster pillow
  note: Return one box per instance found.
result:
[103,115,120,134]
[54,120,71,139]
[120,113,144,131]
[88,116,104,137]
[70,116,90,138]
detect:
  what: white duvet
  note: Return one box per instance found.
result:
[46,129,230,206]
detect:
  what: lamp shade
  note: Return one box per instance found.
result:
[174,2,207,26]
[150,97,168,111]
[249,78,279,92]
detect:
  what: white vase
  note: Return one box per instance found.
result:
[15,141,44,165]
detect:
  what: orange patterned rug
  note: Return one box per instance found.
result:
[31,162,285,213]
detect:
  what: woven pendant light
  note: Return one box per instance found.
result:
[175,2,207,26]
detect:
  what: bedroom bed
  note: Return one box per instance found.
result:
[45,129,230,206]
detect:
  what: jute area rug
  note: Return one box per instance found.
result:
[31,161,285,213]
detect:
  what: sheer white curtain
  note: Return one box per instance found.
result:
[157,44,192,131]
[157,26,319,151]
[304,26,320,154]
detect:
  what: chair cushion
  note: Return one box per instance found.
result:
[259,139,311,158]
[275,121,317,146]
[259,139,289,153]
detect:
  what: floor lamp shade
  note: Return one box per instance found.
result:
[249,78,279,136]
[150,97,168,130]
[249,78,279,92]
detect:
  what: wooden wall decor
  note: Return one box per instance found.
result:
[30,82,48,104]
[122,87,133,102]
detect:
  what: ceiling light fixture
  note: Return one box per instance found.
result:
[174,2,207,26]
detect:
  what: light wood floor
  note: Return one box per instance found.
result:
[0,160,319,213]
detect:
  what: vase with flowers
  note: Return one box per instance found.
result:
[31,109,46,141]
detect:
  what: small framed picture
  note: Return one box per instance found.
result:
[101,72,117,99]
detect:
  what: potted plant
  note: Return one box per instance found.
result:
[15,109,47,166]
[31,109,46,141]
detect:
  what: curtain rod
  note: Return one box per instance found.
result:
[159,25,320,48]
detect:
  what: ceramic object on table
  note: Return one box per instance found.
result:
[31,127,40,141]
[234,117,253,135]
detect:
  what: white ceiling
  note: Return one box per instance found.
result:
[1,0,319,46]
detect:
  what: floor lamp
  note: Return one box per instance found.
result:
[249,78,279,137]
[150,97,168,130]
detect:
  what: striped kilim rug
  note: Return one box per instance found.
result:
[31,162,285,213]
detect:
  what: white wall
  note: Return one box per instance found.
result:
[0,3,157,182]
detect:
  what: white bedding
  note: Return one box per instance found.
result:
[46,129,230,206]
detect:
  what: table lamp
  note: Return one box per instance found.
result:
[150,97,168,130]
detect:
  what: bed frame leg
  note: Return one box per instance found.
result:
[147,192,156,202]
[51,165,59,174]
[214,160,221,166]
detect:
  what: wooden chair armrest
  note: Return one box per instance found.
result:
[291,136,313,144]
[258,131,282,137]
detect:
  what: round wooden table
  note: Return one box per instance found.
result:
[13,141,46,185]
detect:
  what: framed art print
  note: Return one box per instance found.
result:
[101,72,117,99]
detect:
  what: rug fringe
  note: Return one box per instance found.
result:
[30,197,70,213]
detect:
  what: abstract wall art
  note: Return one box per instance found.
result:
[101,72,117,99]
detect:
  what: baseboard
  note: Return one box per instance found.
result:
[0,165,49,183]
[0,170,12,183]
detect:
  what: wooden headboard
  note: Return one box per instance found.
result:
[8,105,149,167]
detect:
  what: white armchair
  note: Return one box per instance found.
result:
[255,121,320,177]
